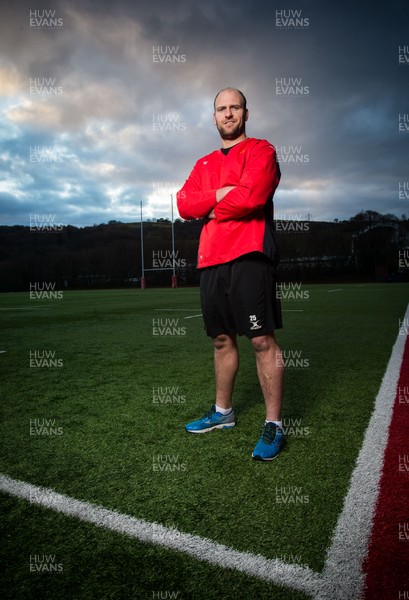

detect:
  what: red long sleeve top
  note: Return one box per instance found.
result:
[176,137,281,268]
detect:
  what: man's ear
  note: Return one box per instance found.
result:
[213,113,216,126]
[245,109,249,122]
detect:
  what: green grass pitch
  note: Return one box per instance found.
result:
[1,283,408,599]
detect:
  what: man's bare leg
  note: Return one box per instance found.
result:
[213,334,239,409]
[250,332,284,421]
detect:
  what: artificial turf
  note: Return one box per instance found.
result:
[1,283,408,598]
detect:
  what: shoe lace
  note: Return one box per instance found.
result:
[203,406,216,420]
[261,423,277,444]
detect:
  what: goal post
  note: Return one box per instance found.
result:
[140,196,179,288]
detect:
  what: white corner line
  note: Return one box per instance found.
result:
[316,302,409,600]
[1,304,407,599]
[0,473,320,597]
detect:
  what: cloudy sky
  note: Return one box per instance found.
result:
[0,0,408,227]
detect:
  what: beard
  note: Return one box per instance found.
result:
[216,120,246,140]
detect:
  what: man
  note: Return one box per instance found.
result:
[176,87,285,461]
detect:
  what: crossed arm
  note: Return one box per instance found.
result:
[176,143,279,222]
[207,186,236,219]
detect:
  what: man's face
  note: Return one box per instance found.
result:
[213,90,248,141]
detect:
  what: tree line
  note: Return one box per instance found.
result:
[0,211,408,292]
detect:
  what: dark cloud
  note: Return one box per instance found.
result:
[0,0,408,226]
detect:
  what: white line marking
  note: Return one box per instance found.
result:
[0,305,407,598]
[184,314,202,319]
[0,351,6,353]
[327,289,342,293]
[0,307,51,310]
[317,303,409,599]
[154,309,201,311]
[0,473,320,597]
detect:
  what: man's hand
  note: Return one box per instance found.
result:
[207,186,236,219]
[216,186,236,202]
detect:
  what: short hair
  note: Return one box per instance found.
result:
[214,88,247,111]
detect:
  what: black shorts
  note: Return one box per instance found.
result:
[200,252,282,339]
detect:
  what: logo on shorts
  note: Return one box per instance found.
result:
[249,315,262,330]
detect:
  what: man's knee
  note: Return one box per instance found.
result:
[213,334,236,351]
[250,333,280,354]
[251,334,284,369]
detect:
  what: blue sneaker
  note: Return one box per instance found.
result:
[185,405,236,434]
[252,422,285,461]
